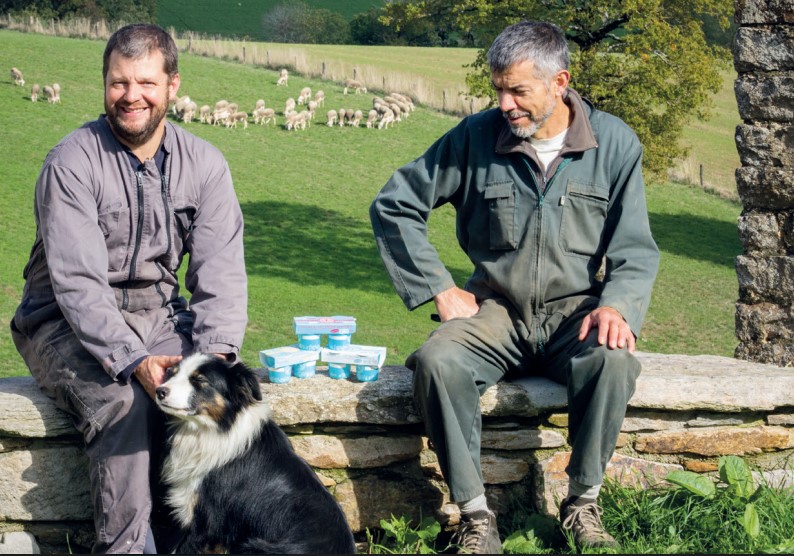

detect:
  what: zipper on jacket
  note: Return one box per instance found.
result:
[123,170,146,311]
[155,153,171,307]
[523,156,572,356]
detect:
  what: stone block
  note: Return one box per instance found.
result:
[737,212,786,255]
[735,302,794,343]
[480,428,566,451]
[735,123,794,167]
[735,74,794,122]
[736,255,794,304]
[734,0,794,25]
[734,27,794,72]
[0,531,40,554]
[736,167,794,210]
[634,426,791,456]
[289,434,423,468]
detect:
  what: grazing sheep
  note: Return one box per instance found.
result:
[182,101,198,123]
[254,99,265,111]
[43,85,56,103]
[31,83,40,102]
[212,109,231,126]
[227,102,239,115]
[350,110,363,128]
[378,108,395,129]
[276,68,288,86]
[307,100,318,119]
[389,102,403,122]
[372,96,384,107]
[199,105,211,124]
[326,109,338,127]
[51,83,61,103]
[227,111,248,129]
[10,67,24,86]
[343,78,366,95]
[391,92,416,111]
[344,108,355,125]
[314,90,325,107]
[284,97,296,115]
[337,108,346,127]
[214,100,229,113]
[172,95,191,116]
[365,109,378,128]
[297,86,311,105]
[285,111,307,131]
[254,107,277,126]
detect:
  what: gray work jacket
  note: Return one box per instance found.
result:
[13,117,248,378]
[370,89,660,347]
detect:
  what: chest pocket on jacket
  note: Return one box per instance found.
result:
[171,201,197,263]
[484,181,517,250]
[559,180,609,257]
[97,200,131,272]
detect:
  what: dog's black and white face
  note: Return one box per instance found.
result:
[156,353,263,432]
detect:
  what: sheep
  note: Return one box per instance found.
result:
[276,68,288,86]
[10,67,24,86]
[390,92,416,111]
[199,105,211,124]
[254,107,277,126]
[254,99,265,111]
[326,109,338,127]
[297,86,311,105]
[285,111,307,131]
[344,108,355,125]
[30,83,40,102]
[365,109,378,128]
[388,102,403,122]
[227,111,248,129]
[172,95,191,116]
[284,97,296,115]
[51,83,61,103]
[314,90,325,107]
[378,107,395,129]
[182,101,198,123]
[212,108,231,126]
[337,108,346,127]
[350,109,363,128]
[43,85,56,103]
[372,96,385,108]
[343,78,366,95]
[214,100,229,113]
[227,102,239,115]
[307,100,318,119]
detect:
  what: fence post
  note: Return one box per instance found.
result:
[353,67,357,80]
[243,46,246,63]
[322,62,326,80]
[699,164,704,187]
[443,90,447,113]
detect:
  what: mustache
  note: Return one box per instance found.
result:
[503,110,532,121]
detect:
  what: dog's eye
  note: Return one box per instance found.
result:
[189,374,207,387]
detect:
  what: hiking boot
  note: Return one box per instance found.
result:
[560,496,619,550]
[450,510,502,554]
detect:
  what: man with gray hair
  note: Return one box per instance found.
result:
[370,20,659,553]
[11,23,247,553]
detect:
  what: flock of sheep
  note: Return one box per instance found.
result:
[10,65,417,132]
[170,69,416,132]
[11,67,61,103]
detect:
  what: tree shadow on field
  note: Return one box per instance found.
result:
[242,200,473,294]
[648,212,740,268]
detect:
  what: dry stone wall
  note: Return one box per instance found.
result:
[734,0,794,366]
[1,354,793,554]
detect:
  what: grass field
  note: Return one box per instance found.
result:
[157,0,385,40]
[0,29,742,378]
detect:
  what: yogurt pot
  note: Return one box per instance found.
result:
[293,360,317,379]
[328,362,351,380]
[355,365,379,382]
[267,366,291,384]
[327,333,352,350]
[297,334,321,351]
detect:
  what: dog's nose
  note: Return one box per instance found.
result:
[156,386,168,401]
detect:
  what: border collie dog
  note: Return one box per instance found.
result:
[155,353,356,554]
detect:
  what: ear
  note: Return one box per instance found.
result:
[552,69,570,97]
[229,361,262,404]
[168,72,180,103]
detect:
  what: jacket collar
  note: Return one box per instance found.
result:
[494,88,598,158]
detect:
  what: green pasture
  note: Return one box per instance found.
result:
[157,0,384,40]
[0,30,741,378]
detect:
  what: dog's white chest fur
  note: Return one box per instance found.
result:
[162,403,270,527]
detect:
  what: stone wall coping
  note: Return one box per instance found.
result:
[2,352,793,436]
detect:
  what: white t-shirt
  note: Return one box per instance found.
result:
[529,128,568,172]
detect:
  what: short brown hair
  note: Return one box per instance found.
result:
[103,23,178,80]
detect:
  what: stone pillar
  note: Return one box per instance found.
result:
[733,0,794,367]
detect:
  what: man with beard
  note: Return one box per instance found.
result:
[10,24,247,553]
[370,20,659,553]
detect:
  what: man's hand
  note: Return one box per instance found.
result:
[134,355,183,400]
[578,306,636,352]
[434,287,479,322]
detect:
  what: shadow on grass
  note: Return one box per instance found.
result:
[648,212,740,268]
[242,200,471,293]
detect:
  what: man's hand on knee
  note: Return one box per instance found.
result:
[578,307,635,352]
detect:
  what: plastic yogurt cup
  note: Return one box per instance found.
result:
[355,365,379,382]
[327,333,352,350]
[328,362,351,380]
[292,360,317,378]
[267,366,291,384]
[297,334,321,351]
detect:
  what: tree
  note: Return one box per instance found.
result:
[380,0,733,181]
[261,2,350,45]
[0,0,156,22]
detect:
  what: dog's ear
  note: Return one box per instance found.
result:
[228,361,263,404]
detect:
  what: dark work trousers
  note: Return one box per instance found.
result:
[11,315,191,554]
[408,298,641,504]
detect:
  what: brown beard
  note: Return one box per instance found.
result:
[105,99,168,147]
